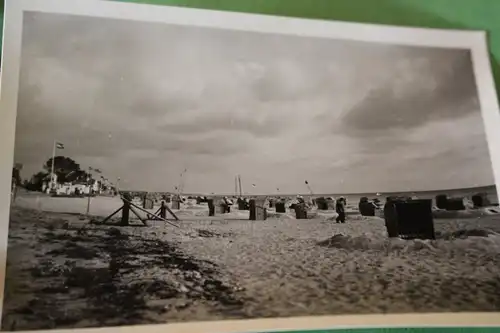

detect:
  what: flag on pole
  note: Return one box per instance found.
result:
[56,142,64,149]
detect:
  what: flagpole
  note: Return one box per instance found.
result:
[238,175,242,197]
[235,176,238,197]
[50,140,56,190]
[116,177,121,195]
[86,166,92,215]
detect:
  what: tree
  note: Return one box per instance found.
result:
[43,156,82,184]
[26,171,49,192]
[43,156,80,173]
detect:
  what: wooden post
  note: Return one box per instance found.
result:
[99,194,178,227]
[249,199,256,220]
[120,199,130,226]
[126,199,179,227]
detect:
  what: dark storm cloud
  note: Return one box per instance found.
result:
[339,51,479,136]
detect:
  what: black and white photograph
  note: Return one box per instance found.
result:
[1,0,500,331]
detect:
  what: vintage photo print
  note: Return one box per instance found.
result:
[1,0,500,332]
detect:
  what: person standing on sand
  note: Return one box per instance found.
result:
[159,200,167,219]
[335,197,346,223]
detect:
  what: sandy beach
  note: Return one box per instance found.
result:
[3,191,500,331]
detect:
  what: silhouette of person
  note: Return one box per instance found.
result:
[160,200,167,219]
[335,197,346,223]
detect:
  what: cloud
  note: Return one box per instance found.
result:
[156,105,287,139]
[14,12,494,193]
[339,50,479,135]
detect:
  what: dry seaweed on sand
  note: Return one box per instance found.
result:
[3,210,247,330]
[196,229,234,238]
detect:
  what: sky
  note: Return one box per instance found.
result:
[14,11,496,195]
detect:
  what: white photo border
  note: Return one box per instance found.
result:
[1,0,500,332]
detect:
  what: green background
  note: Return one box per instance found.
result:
[1,0,500,332]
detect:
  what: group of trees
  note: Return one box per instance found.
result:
[24,156,101,192]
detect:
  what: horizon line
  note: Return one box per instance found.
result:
[120,183,497,197]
